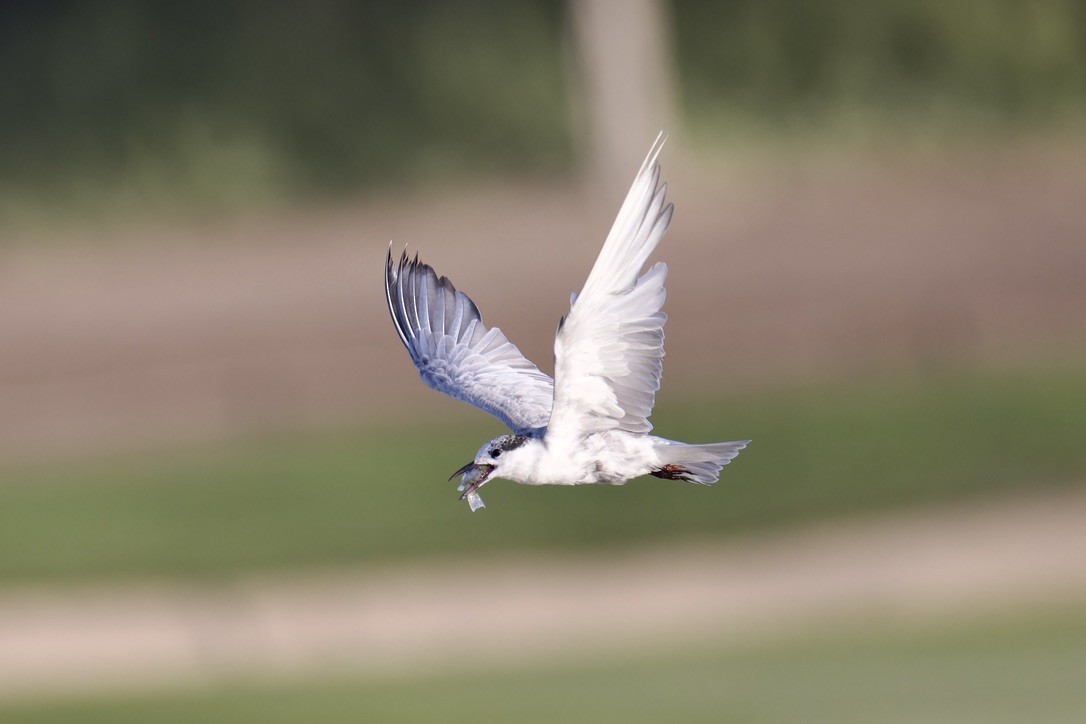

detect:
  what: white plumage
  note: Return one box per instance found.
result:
[385,134,748,511]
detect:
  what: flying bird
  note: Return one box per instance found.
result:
[385,134,748,511]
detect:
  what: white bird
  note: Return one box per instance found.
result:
[385,134,749,511]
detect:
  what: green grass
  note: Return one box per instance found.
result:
[4,605,1086,723]
[1,365,1085,583]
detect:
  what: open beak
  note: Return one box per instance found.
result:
[450,462,494,494]
[449,463,494,510]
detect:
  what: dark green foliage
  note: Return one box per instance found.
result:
[0,1,572,221]
[673,0,1086,135]
[4,2,1086,222]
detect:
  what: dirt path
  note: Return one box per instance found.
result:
[3,147,1086,465]
[0,489,1083,699]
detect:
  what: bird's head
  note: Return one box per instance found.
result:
[449,433,531,511]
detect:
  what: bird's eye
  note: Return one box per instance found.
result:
[490,449,501,458]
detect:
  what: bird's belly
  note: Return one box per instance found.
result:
[529,433,654,486]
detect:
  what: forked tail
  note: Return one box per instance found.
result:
[651,440,750,485]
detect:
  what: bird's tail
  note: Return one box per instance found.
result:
[650,440,750,485]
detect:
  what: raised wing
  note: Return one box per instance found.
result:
[547,134,673,441]
[385,247,554,434]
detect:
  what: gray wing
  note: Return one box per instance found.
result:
[385,247,555,434]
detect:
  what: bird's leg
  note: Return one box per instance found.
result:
[650,464,693,481]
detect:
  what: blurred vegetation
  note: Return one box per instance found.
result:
[5,605,1085,723]
[676,0,1086,142]
[3,0,1086,228]
[0,0,571,226]
[1,365,1083,583]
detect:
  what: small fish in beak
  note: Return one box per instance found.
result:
[449,462,494,512]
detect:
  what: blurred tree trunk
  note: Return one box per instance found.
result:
[568,0,679,193]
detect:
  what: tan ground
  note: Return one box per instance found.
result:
[0,488,1083,699]
[2,145,1085,465]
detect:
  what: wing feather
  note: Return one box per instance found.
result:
[547,134,673,441]
[385,247,554,434]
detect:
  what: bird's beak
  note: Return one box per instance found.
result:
[450,462,494,489]
[449,462,476,482]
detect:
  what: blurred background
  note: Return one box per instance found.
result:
[2,0,1086,721]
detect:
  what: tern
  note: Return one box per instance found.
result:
[385,134,749,511]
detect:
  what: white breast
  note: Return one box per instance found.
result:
[505,432,656,486]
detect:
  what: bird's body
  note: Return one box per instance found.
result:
[478,431,654,486]
[485,432,745,487]
[385,134,748,510]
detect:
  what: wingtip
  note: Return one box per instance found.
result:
[387,242,413,270]
[639,131,668,176]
